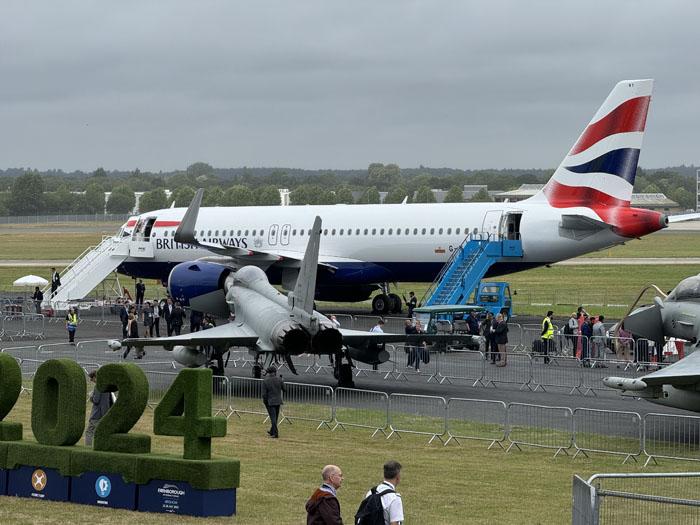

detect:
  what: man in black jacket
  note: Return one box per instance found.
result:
[50,267,61,297]
[262,365,285,438]
[171,301,186,335]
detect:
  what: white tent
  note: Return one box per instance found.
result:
[13,275,49,287]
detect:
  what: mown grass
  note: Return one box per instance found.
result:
[2,394,699,524]
[0,232,107,260]
[579,230,700,258]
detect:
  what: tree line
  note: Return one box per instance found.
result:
[0,162,696,215]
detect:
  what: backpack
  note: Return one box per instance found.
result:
[355,486,394,525]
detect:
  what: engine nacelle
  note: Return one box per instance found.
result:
[270,319,311,355]
[168,261,232,316]
[172,346,209,367]
[312,328,343,355]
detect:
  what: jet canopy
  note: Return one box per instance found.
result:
[233,265,268,288]
[667,274,700,302]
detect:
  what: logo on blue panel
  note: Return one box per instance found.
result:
[95,476,112,498]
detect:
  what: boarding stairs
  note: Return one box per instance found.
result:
[42,235,131,308]
[422,234,523,306]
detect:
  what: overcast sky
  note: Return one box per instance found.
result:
[1,1,699,172]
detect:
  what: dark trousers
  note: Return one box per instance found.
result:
[167,322,173,336]
[121,322,128,339]
[173,325,181,336]
[68,329,75,343]
[154,318,160,337]
[582,338,590,364]
[406,346,415,367]
[541,338,552,364]
[265,403,280,437]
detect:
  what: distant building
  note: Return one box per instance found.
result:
[493,184,681,212]
[279,188,291,206]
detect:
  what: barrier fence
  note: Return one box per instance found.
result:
[573,473,700,524]
[7,352,700,464]
[0,314,45,340]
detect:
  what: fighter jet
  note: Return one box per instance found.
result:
[113,207,477,385]
[604,274,700,412]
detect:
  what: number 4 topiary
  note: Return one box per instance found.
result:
[154,368,227,460]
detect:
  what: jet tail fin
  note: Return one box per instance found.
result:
[289,216,322,314]
[174,188,204,244]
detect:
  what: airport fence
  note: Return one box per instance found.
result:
[0,313,45,341]
[573,473,700,524]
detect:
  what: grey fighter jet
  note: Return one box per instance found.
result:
[113,191,478,385]
[604,274,700,412]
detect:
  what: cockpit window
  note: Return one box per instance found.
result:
[667,275,700,302]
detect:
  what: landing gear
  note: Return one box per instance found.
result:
[333,348,355,388]
[372,284,403,315]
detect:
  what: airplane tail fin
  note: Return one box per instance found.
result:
[289,216,322,314]
[535,79,653,209]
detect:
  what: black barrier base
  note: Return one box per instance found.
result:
[138,479,236,516]
[70,471,137,510]
[0,468,6,495]
[7,466,70,501]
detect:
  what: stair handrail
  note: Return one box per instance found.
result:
[41,235,120,301]
[421,232,493,305]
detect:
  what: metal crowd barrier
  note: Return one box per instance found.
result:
[643,412,700,467]
[0,314,45,341]
[506,402,573,457]
[573,408,642,463]
[387,393,447,444]
[445,398,507,449]
[229,376,267,418]
[333,387,389,437]
[278,381,334,430]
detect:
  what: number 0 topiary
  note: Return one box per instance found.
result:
[0,353,22,441]
[31,359,86,446]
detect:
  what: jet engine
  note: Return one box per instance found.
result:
[172,345,209,367]
[312,328,343,355]
[168,261,232,316]
[270,319,311,355]
[346,342,391,365]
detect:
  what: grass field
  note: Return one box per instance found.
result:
[0,393,696,524]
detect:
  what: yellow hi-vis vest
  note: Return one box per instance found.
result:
[542,316,554,339]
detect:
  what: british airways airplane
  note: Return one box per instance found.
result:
[115,79,693,313]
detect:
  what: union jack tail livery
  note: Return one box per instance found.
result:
[536,79,661,237]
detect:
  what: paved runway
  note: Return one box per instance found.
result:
[1,318,690,420]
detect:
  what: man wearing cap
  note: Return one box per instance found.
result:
[262,365,285,438]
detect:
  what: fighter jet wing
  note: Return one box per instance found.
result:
[122,322,259,349]
[338,328,479,346]
[637,350,700,387]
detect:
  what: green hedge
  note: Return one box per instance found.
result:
[94,363,151,454]
[6,442,73,476]
[0,353,23,441]
[31,359,86,446]
[136,454,240,490]
[69,448,140,484]
[0,441,7,469]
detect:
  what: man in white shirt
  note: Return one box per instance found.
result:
[365,460,403,525]
[370,319,385,334]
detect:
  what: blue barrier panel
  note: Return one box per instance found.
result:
[70,472,137,510]
[7,466,70,501]
[138,479,236,516]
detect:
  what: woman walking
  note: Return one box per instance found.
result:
[122,312,139,359]
[494,313,509,366]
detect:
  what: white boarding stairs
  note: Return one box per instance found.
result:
[42,235,132,308]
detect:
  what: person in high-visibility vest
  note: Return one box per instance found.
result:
[541,310,554,364]
[66,306,78,344]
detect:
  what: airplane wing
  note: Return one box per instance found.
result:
[122,322,259,349]
[637,350,700,387]
[338,328,480,346]
[668,213,700,224]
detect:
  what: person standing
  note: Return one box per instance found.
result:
[50,267,61,297]
[359,460,403,525]
[262,365,285,438]
[135,279,145,306]
[305,465,344,524]
[481,312,494,363]
[32,286,43,314]
[122,312,139,359]
[592,314,607,367]
[494,313,508,367]
[330,315,341,329]
[190,310,203,333]
[580,314,593,366]
[143,301,154,337]
[370,318,385,334]
[85,370,113,447]
[540,310,554,364]
[403,291,417,319]
[119,300,130,339]
[404,319,417,368]
[566,312,578,356]
[153,298,164,337]
[66,306,78,344]
[172,301,186,336]
[466,310,480,336]
[163,298,175,336]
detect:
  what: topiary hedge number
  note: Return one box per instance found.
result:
[94,363,151,454]
[154,368,227,460]
[0,353,23,441]
[31,359,86,446]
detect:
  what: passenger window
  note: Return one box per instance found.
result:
[260,230,265,237]
[456,228,461,235]
[371,228,376,235]
[388,228,393,235]
[332,229,336,235]
[396,228,400,236]
[447,228,451,234]
[339,229,344,235]
[347,229,351,236]
[164,230,168,237]
[380,228,385,235]
[405,228,409,235]
[237,230,241,236]
[422,228,426,235]
[200,230,205,237]
[215,230,219,236]
[438,228,443,234]
[245,230,249,236]
[324,229,328,235]
[414,228,418,235]
[292,229,297,236]
[430,228,435,235]
[356,229,360,235]
[364,229,368,235]
[207,230,212,236]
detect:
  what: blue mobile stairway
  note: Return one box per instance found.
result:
[422,234,523,306]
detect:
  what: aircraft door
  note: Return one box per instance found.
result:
[481,210,502,239]
[280,224,291,245]
[268,224,279,246]
[142,217,157,241]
